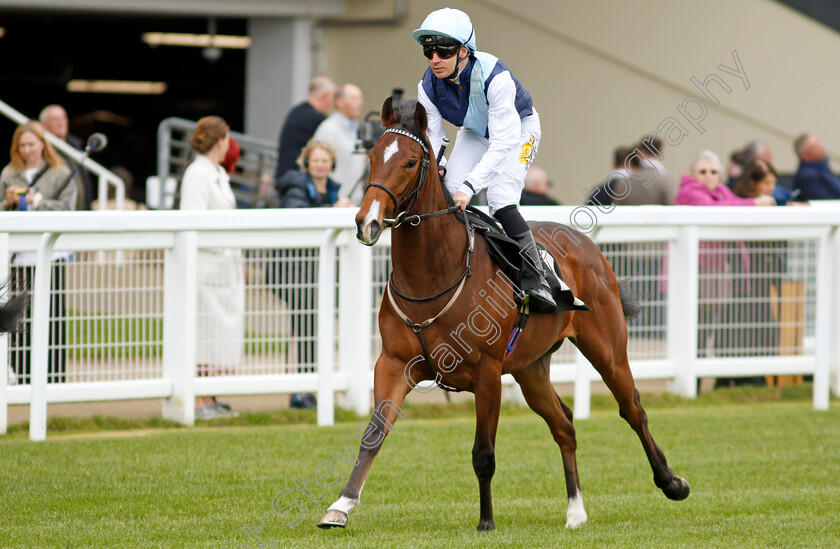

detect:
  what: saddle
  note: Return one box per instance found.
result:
[458,206,589,313]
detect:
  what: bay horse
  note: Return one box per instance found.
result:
[318,97,689,531]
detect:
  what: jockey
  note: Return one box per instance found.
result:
[413,7,557,312]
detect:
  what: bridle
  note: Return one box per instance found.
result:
[365,128,460,228]
[362,125,477,393]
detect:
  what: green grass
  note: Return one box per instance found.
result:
[67,314,163,359]
[65,313,287,359]
[1,389,839,548]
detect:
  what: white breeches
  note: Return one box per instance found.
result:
[443,110,541,215]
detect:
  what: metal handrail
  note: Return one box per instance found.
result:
[156,117,279,209]
[0,98,125,211]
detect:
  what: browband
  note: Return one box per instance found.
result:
[384,128,429,154]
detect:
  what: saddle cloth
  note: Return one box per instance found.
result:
[460,207,589,313]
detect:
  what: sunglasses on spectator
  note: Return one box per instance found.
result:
[423,44,461,60]
[697,169,718,175]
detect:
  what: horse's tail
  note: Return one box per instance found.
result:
[617,278,641,321]
[0,293,27,333]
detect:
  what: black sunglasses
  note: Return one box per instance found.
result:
[697,169,718,175]
[422,44,460,60]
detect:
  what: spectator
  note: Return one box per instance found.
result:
[268,140,352,409]
[718,159,788,386]
[312,83,368,205]
[275,140,354,209]
[520,165,560,205]
[0,120,75,385]
[731,158,779,201]
[731,141,792,205]
[674,151,774,379]
[220,135,240,176]
[39,104,93,211]
[792,134,840,200]
[726,148,747,188]
[180,116,244,420]
[617,137,678,205]
[674,150,775,207]
[275,76,336,182]
[588,146,630,207]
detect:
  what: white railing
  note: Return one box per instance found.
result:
[0,98,126,211]
[1,205,838,441]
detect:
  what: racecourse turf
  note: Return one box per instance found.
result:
[1,387,838,548]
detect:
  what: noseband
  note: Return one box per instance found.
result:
[365,128,459,227]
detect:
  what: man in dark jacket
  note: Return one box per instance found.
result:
[793,134,840,201]
[274,76,336,181]
[39,104,92,210]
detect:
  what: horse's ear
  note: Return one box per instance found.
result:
[381,97,398,127]
[413,102,428,135]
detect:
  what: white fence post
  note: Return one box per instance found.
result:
[338,239,373,416]
[0,233,9,435]
[317,229,341,426]
[813,229,834,410]
[574,348,592,419]
[162,231,197,425]
[666,227,699,398]
[29,232,59,441]
[829,228,840,398]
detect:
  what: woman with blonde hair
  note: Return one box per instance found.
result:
[1,121,76,386]
[0,120,75,211]
[179,115,244,419]
[275,140,353,208]
[270,139,352,408]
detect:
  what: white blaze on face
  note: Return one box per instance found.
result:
[361,199,381,242]
[383,139,399,164]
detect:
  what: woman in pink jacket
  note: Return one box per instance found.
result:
[675,150,775,207]
[673,151,774,379]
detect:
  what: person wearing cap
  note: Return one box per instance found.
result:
[413,7,556,312]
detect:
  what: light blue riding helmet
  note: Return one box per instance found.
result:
[412,7,476,51]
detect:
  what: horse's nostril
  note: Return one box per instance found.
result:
[370,220,380,235]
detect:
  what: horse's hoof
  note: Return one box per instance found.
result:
[663,476,690,501]
[317,509,348,529]
[565,509,588,529]
[477,519,496,531]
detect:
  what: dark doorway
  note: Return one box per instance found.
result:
[0,11,246,205]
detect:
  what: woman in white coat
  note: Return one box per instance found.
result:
[180,116,244,419]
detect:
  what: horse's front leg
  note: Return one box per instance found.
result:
[472,366,502,531]
[318,355,411,529]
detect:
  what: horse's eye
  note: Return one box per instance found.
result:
[406,158,418,169]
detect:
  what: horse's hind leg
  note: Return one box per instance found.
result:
[318,355,412,529]
[572,327,690,501]
[513,352,587,528]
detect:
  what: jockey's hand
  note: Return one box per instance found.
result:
[451,191,470,211]
[438,166,446,180]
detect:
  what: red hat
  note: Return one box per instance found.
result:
[221,136,240,174]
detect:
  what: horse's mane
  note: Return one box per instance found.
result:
[391,98,454,209]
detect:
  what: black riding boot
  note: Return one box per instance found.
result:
[494,205,557,313]
[513,230,558,312]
